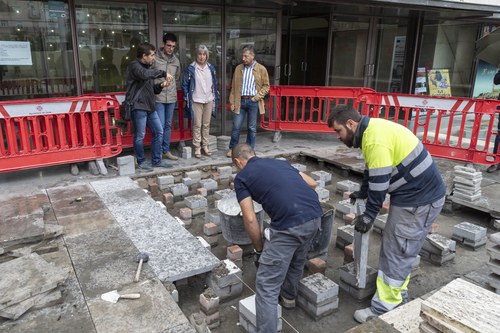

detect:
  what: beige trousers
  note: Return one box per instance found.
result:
[192,101,213,150]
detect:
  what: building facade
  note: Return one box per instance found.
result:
[1,0,499,135]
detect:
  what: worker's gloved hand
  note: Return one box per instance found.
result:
[349,191,360,205]
[354,214,374,233]
[253,250,262,268]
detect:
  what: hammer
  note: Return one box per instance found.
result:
[134,252,149,282]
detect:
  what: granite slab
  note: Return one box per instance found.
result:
[90,177,220,282]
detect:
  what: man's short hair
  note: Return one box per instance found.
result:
[242,44,255,55]
[328,104,362,127]
[232,143,255,161]
[163,33,177,44]
[136,42,155,59]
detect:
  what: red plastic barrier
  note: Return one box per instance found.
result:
[262,86,500,166]
[261,86,376,132]
[88,91,192,148]
[359,92,500,165]
[0,96,122,172]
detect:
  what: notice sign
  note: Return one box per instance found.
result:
[0,41,32,65]
[428,68,451,97]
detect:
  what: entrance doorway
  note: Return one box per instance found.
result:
[282,16,329,86]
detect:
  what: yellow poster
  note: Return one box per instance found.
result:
[428,69,451,97]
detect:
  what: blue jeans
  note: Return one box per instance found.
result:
[255,217,321,333]
[155,102,176,153]
[132,110,163,165]
[229,99,259,148]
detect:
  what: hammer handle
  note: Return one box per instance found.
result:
[134,258,144,282]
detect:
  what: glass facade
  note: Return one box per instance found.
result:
[75,1,149,93]
[0,0,496,133]
[0,0,76,100]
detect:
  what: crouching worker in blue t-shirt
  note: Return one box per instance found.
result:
[232,143,322,333]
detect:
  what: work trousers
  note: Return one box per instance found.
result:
[255,217,321,333]
[371,196,445,315]
[192,101,213,150]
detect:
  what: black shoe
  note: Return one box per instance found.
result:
[153,161,173,169]
[279,295,296,309]
[137,162,153,171]
[486,163,500,173]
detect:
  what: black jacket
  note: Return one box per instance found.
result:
[494,70,500,86]
[125,59,166,112]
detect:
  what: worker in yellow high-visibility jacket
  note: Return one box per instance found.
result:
[328,104,445,323]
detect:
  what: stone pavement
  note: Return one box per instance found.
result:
[1,131,500,333]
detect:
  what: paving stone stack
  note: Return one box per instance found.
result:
[0,253,68,320]
[336,199,356,218]
[420,233,456,265]
[315,187,330,202]
[336,180,360,195]
[184,194,208,216]
[239,294,282,333]
[338,261,377,300]
[207,260,243,301]
[452,165,482,202]
[310,170,332,188]
[291,163,307,172]
[297,273,339,320]
[200,179,218,194]
[336,224,354,250]
[216,135,230,151]
[208,135,218,153]
[452,221,487,249]
[373,214,388,235]
[199,288,220,329]
[487,233,500,294]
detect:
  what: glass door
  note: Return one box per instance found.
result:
[282,16,329,86]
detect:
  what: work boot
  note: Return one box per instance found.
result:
[279,295,296,310]
[137,162,153,171]
[202,146,212,156]
[152,161,173,169]
[353,307,377,323]
[226,149,232,158]
[163,151,179,160]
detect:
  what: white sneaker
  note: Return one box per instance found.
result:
[353,307,377,323]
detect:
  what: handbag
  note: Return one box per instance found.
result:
[120,83,146,121]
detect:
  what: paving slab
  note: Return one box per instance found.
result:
[0,242,94,333]
[420,278,500,333]
[379,298,423,333]
[90,177,220,282]
[65,225,194,333]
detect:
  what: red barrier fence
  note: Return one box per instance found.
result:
[89,91,192,148]
[0,96,122,172]
[262,86,500,165]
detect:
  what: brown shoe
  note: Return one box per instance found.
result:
[195,148,202,158]
[202,147,212,156]
[162,151,179,160]
[226,149,232,158]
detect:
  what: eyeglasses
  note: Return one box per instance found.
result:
[165,44,176,49]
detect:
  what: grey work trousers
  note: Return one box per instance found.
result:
[371,196,445,314]
[255,217,321,333]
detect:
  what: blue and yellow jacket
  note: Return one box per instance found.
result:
[354,116,445,220]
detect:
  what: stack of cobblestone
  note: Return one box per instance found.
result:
[452,221,487,249]
[487,233,500,294]
[420,233,456,265]
[239,294,282,333]
[452,165,482,202]
[207,259,243,301]
[338,261,377,300]
[297,273,339,320]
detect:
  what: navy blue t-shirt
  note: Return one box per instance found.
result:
[234,157,323,231]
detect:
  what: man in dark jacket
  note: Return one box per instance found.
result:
[487,69,500,173]
[126,42,172,170]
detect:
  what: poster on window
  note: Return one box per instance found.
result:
[414,67,428,95]
[0,41,32,66]
[473,60,499,99]
[427,69,451,97]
